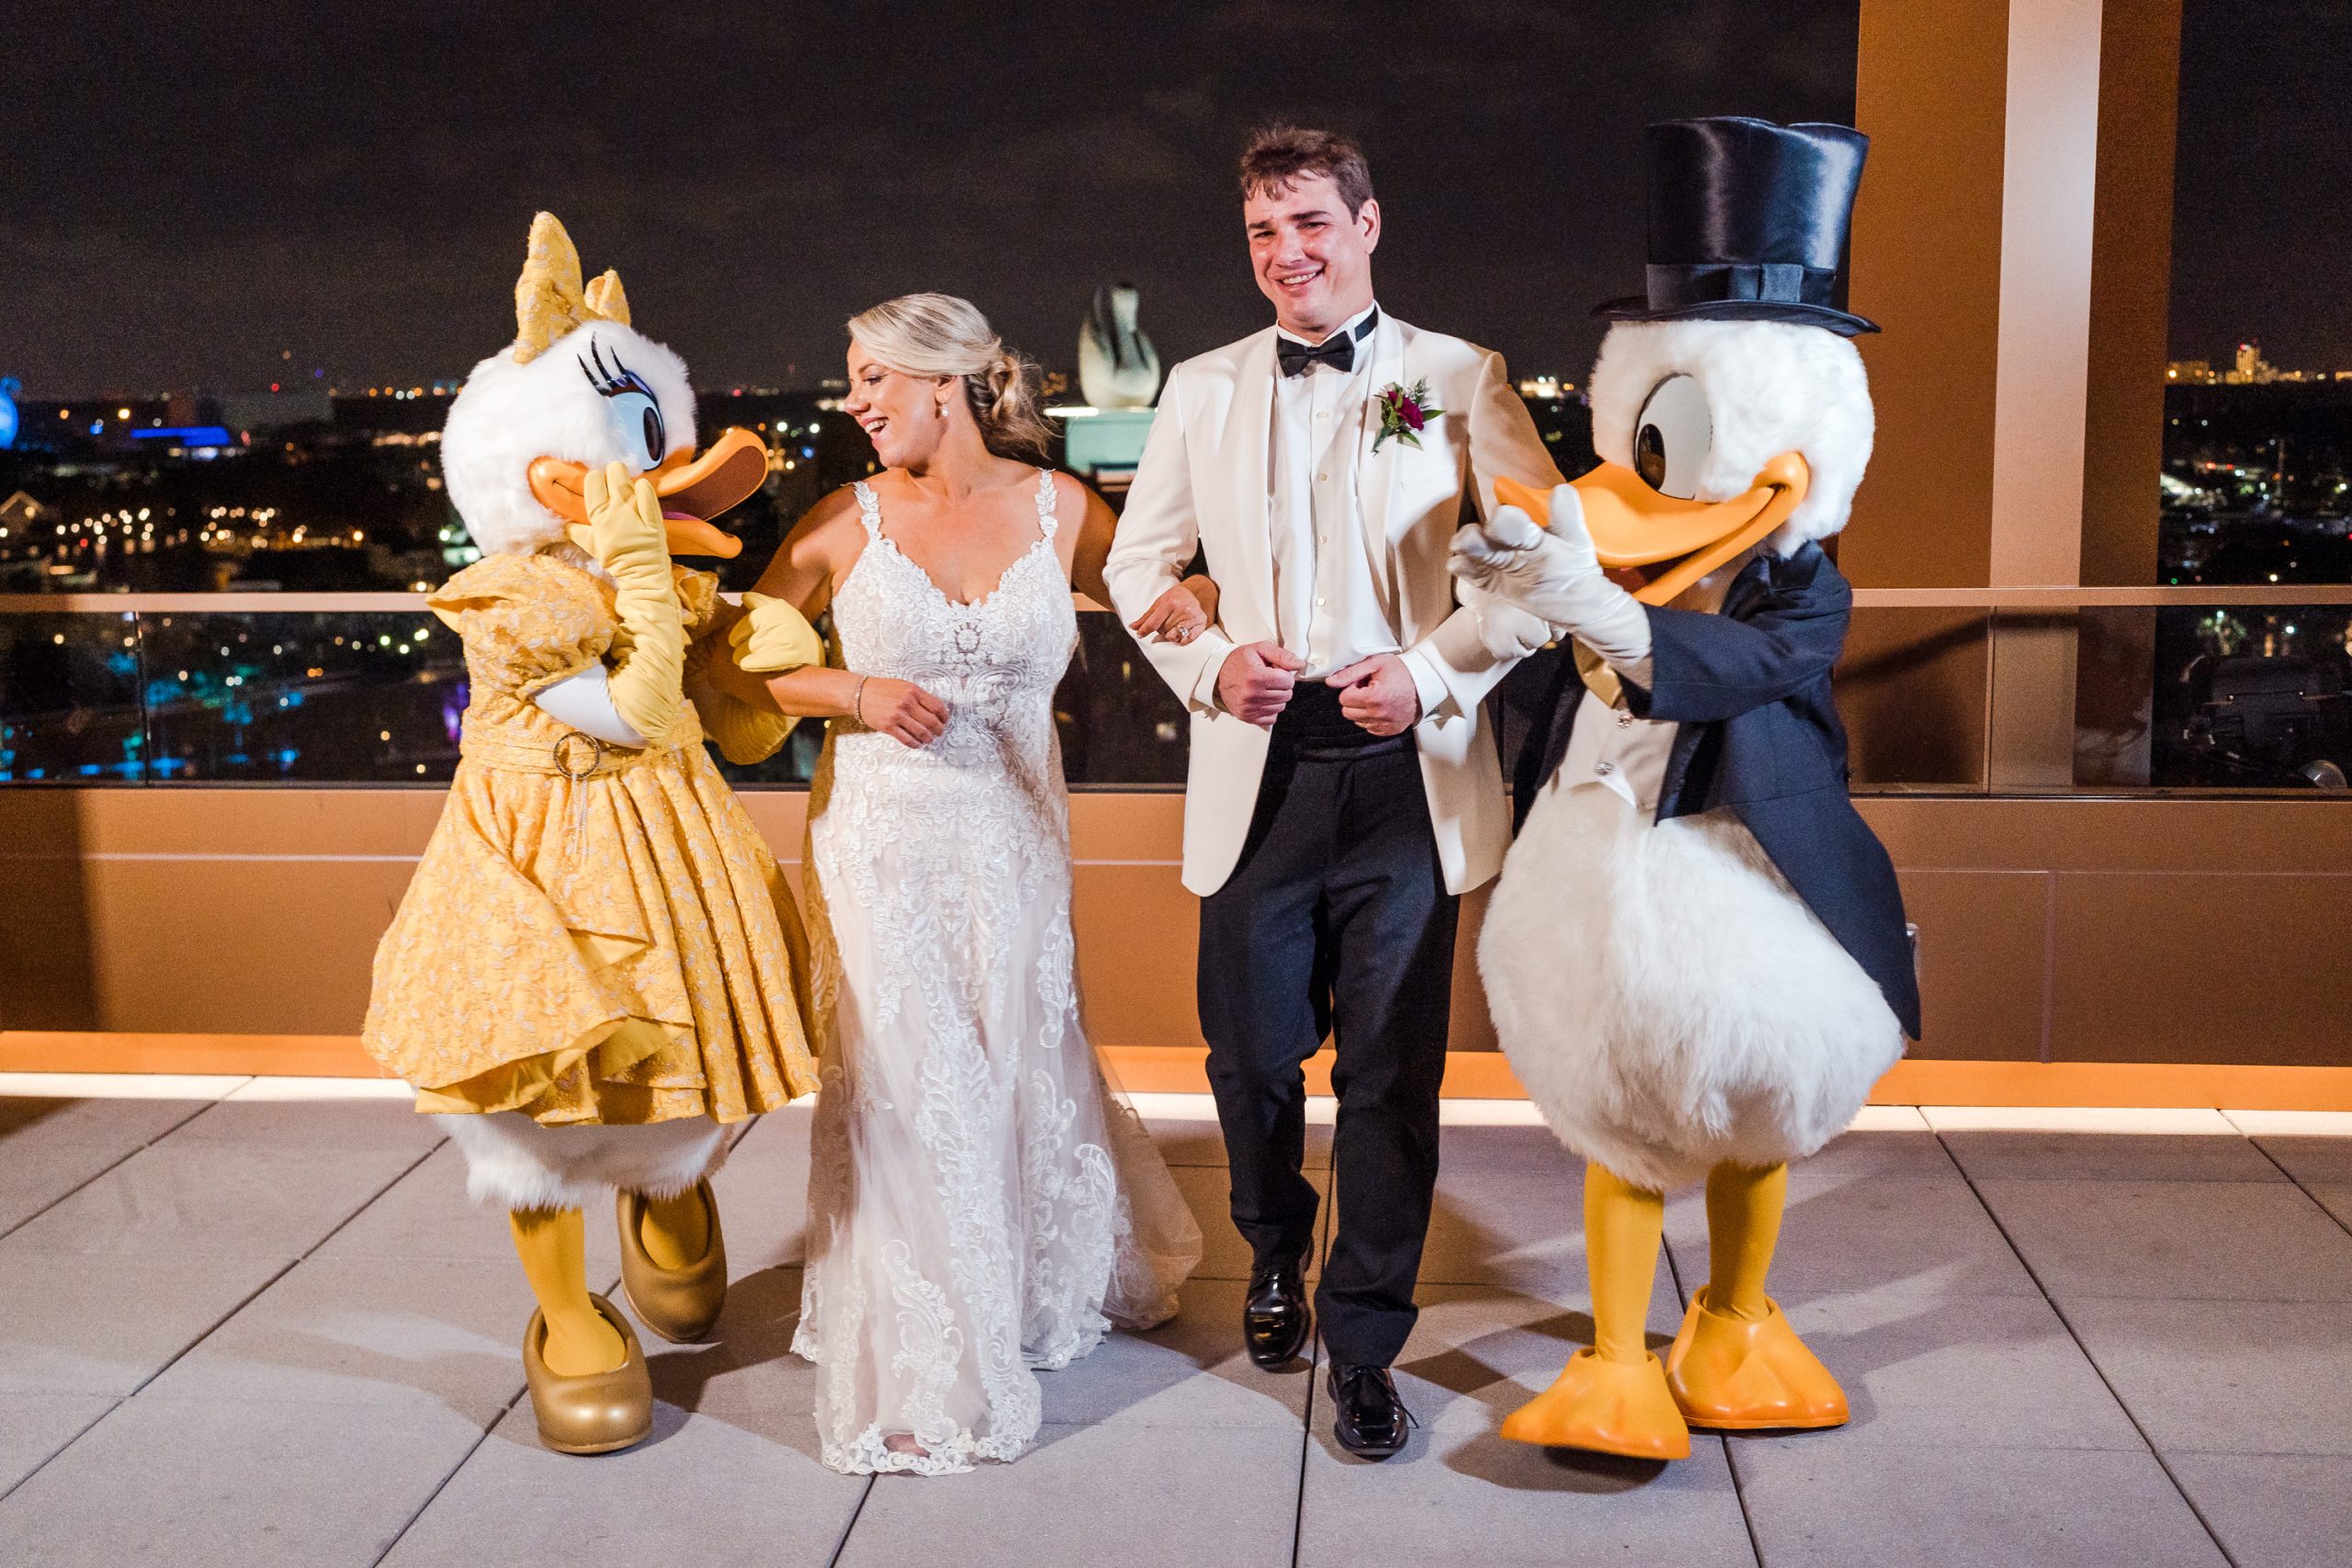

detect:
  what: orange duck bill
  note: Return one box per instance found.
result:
[527,425,770,560]
[1496,451,1809,606]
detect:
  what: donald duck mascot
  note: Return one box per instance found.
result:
[1450,118,1921,1461]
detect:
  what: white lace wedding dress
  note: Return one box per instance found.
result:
[792,470,1203,1476]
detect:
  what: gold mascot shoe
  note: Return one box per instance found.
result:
[1665,1287,1849,1430]
[1500,1348,1692,1460]
[616,1180,729,1344]
[523,1294,654,1454]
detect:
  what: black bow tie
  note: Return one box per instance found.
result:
[1276,309,1379,378]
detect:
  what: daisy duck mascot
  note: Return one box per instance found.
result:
[364,213,823,1454]
[1449,119,1920,1461]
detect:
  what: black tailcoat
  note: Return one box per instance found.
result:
[1506,544,1922,1040]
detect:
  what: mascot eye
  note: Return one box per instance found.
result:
[1632,374,1712,500]
[577,342,669,470]
[607,389,666,468]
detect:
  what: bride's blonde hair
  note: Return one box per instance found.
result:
[847,292,1054,464]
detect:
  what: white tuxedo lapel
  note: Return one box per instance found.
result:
[1353,315,1408,622]
[1224,330,1280,637]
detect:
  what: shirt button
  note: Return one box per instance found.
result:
[1317,472,1328,482]
[1594,761,1615,776]
[1316,411,1330,421]
[1316,596,1328,607]
[1616,710,1634,728]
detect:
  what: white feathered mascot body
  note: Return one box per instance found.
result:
[1449,119,1919,1462]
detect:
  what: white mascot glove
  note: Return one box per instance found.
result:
[1448,484,1651,669]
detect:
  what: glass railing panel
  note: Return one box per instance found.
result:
[137,611,468,783]
[0,612,147,782]
[2078,604,2352,790]
[1840,607,1994,792]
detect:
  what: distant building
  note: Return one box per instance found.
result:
[2167,359,2214,384]
[2225,341,2278,386]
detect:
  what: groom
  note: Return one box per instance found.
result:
[1106,126,1561,1458]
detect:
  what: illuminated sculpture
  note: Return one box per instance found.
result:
[1449,119,1919,1460]
[363,213,822,1454]
[1078,282,1161,408]
[0,378,19,449]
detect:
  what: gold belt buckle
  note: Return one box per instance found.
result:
[551,730,607,782]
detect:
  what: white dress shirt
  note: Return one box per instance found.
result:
[1552,554,1754,818]
[1268,302,1448,715]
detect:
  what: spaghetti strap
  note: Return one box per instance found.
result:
[1034,468,1058,542]
[851,479,883,539]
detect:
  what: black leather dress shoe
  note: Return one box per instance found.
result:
[1242,1257,1310,1370]
[1327,1361,1412,1460]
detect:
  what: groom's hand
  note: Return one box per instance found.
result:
[1216,641,1303,728]
[1330,653,1421,737]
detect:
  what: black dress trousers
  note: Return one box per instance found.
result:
[1197,682,1458,1369]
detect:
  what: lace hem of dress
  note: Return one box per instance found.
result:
[818,1420,1035,1478]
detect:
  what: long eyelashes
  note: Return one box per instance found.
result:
[576,340,655,402]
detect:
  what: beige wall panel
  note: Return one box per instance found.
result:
[1860,797,2352,874]
[2049,873,2352,1065]
[1896,869,2048,1061]
[1070,863,1201,1049]
[1068,793,1187,863]
[78,856,414,1035]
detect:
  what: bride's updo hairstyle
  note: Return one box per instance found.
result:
[847,292,1054,465]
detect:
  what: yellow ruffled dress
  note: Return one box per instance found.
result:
[363,549,819,1126]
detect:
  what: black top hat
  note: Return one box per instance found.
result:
[1597,117,1876,336]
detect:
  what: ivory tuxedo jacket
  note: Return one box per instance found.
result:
[1105,314,1562,897]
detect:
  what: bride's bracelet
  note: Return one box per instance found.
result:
[851,673,870,729]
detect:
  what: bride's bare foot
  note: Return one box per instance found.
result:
[883,1432,930,1460]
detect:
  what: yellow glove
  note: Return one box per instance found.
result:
[729,592,825,674]
[683,604,801,765]
[583,460,684,741]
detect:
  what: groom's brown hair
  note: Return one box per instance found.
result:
[1238,125,1374,217]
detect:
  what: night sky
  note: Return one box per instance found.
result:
[2,1,2339,400]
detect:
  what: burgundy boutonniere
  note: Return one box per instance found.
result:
[1374,378,1444,453]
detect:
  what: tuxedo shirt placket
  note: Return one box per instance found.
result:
[1271,308,1396,682]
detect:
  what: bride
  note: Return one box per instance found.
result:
[738,293,1204,1474]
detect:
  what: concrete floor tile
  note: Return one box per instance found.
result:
[1777,1290,2141,1450]
[1732,1432,2230,1567]
[311,1142,620,1275]
[2166,1451,2352,1568]
[1170,1162,1330,1281]
[1416,1166,1668,1298]
[838,1421,1301,1568]
[707,1105,813,1272]
[1666,1173,2040,1300]
[140,1256,536,1426]
[1939,1130,2285,1184]
[0,1094,218,1235]
[0,1393,115,1495]
[2064,1298,2352,1456]
[5,1129,439,1261]
[381,1398,864,1567]
[1800,1125,1962,1179]
[2248,1135,2352,1188]
[1039,1279,1314,1428]
[1300,1420,1753,1568]
[632,1263,822,1452]
[163,1095,447,1156]
[1973,1179,2352,1303]
[0,1394,485,1568]
[2306,1183,2352,1230]
[0,1248,288,1395]
[1389,1283,1684,1437]
[1131,1092,1335,1170]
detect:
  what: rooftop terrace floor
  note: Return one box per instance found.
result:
[0,1076,2346,1567]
